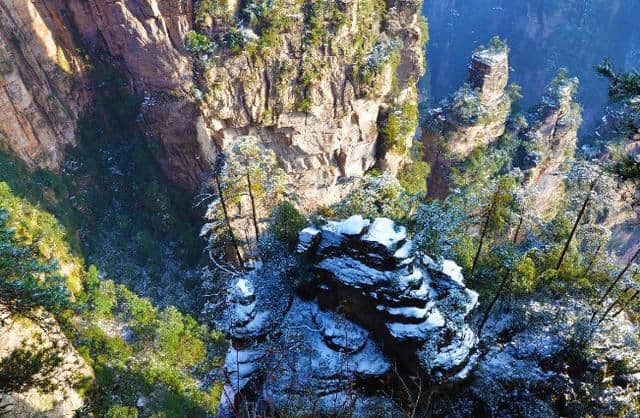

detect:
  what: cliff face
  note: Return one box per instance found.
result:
[423,42,511,197]
[193,0,425,206]
[517,75,581,217]
[0,0,89,169]
[67,0,208,189]
[0,0,425,206]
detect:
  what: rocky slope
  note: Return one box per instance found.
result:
[217,216,479,416]
[515,74,581,218]
[0,0,425,207]
[0,305,93,417]
[432,297,640,417]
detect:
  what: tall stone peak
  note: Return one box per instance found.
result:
[422,40,512,197]
[468,43,510,104]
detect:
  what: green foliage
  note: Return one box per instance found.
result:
[412,198,466,261]
[303,0,325,48]
[449,84,482,124]
[202,135,286,258]
[596,59,640,101]
[335,173,413,221]
[195,0,230,25]
[488,36,508,52]
[106,405,139,418]
[0,163,224,415]
[398,160,430,195]
[186,30,214,53]
[78,281,224,416]
[0,208,72,316]
[381,102,419,154]
[268,202,309,250]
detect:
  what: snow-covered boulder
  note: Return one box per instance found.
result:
[217,216,480,416]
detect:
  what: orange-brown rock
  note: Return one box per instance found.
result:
[0,0,90,169]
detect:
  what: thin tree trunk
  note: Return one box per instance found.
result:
[612,290,640,318]
[471,198,497,277]
[556,180,597,270]
[478,269,512,336]
[512,211,524,244]
[245,169,260,242]
[596,248,640,307]
[583,242,603,277]
[215,175,243,265]
[595,290,628,328]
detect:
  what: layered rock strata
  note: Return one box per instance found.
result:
[0,0,425,207]
[423,42,511,197]
[218,215,479,416]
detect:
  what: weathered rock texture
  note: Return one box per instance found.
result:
[218,216,478,416]
[67,0,208,189]
[0,0,89,169]
[0,0,425,206]
[423,43,511,197]
[426,44,510,158]
[194,0,425,207]
[516,75,581,217]
[0,305,93,417]
[431,298,640,417]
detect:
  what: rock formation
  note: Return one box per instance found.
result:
[431,298,640,417]
[423,40,511,197]
[193,0,425,207]
[0,305,93,417]
[516,74,581,218]
[0,0,425,207]
[217,216,479,416]
[0,0,90,169]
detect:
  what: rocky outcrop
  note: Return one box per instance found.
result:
[516,74,581,217]
[0,306,93,417]
[426,43,511,158]
[1,0,425,206]
[0,0,89,169]
[192,0,425,206]
[432,298,640,417]
[423,41,511,197]
[218,216,479,416]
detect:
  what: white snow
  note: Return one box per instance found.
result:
[377,305,429,320]
[323,215,370,236]
[442,260,465,285]
[393,239,413,259]
[236,278,253,298]
[433,326,477,369]
[297,226,320,253]
[387,310,445,341]
[465,289,479,315]
[363,218,407,250]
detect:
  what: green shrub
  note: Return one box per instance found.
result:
[269,202,309,250]
[381,102,419,154]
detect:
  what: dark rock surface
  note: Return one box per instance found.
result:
[217,216,479,416]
